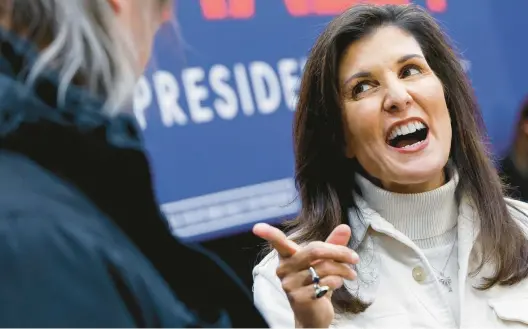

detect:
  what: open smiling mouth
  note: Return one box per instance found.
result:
[387,120,429,149]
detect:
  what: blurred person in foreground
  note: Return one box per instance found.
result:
[0,0,267,327]
[500,98,528,202]
[252,4,528,328]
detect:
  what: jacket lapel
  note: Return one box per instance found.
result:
[457,196,481,326]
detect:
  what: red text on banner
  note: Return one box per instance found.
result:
[199,0,255,20]
[283,0,447,16]
[198,0,447,20]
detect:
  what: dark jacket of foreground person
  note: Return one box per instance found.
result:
[0,28,267,328]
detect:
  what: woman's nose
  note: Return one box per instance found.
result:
[383,79,413,113]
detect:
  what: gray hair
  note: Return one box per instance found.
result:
[0,0,149,115]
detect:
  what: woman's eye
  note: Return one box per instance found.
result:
[400,65,421,78]
[352,82,374,97]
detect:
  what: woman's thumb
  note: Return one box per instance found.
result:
[325,224,352,246]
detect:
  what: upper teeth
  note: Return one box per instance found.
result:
[388,121,426,141]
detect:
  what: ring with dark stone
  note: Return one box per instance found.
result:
[314,284,330,299]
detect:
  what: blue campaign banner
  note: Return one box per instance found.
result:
[134,0,528,242]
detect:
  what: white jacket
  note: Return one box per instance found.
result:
[253,196,528,328]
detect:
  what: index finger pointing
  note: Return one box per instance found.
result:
[252,223,299,258]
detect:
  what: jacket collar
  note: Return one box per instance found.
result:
[0,26,142,149]
[348,167,461,249]
[345,190,481,303]
[347,189,480,268]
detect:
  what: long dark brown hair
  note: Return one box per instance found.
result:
[289,4,528,313]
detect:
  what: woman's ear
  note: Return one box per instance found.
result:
[107,0,122,13]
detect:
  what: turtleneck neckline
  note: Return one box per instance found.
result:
[355,171,459,249]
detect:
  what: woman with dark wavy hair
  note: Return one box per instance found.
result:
[252,4,528,328]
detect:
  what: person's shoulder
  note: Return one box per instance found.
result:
[0,151,127,243]
[0,151,100,215]
[0,205,137,278]
[0,201,197,327]
[505,197,528,233]
[506,197,528,209]
[505,197,528,215]
[0,152,196,326]
[0,150,60,189]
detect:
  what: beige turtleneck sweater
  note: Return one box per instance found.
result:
[355,173,460,323]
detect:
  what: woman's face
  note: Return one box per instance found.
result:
[111,0,173,70]
[339,26,452,193]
